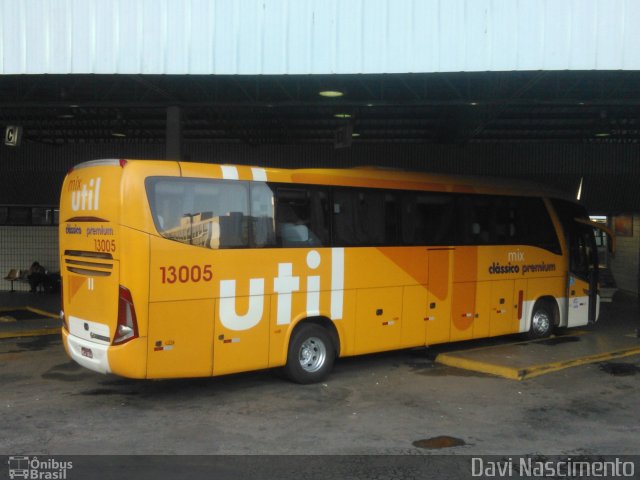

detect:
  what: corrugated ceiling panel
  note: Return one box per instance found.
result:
[362,0,386,74]
[2,0,640,75]
[69,0,93,73]
[516,0,544,70]
[623,1,640,69]
[570,0,597,70]
[492,0,519,71]
[411,0,439,73]
[596,0,625,70]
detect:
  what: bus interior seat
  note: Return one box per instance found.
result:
[280,223,310,244]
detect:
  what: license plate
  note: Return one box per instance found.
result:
[81,347,93,359]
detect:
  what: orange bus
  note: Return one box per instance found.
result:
[59,159,612,383]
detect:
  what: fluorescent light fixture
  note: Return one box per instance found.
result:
[351,132,360,138]
[595,132,610,137]
[334,113,352,119]
[576,176,583,201]
[319,90,344,98]
[111,131,127,138]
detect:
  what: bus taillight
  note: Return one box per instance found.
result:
[113,285,139,345]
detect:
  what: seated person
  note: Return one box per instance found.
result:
[27,261,49,293]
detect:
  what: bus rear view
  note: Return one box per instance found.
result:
[60,159,145,378]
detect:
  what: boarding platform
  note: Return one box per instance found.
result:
[435,293,640,380]
[436,330,640,380]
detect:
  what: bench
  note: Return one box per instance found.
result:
[4,268,60,293]
[4,269,20,292]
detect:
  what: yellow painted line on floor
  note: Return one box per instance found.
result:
[437,345,640,381]
[0,327,61,339]
[0,306,59,318]
[436,354,523,380]
[25,307,59,319]
[0,306,61,339]
[516,346,640,380]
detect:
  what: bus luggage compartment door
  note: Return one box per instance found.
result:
[213,294,270,376]
[147,299,215,378]
[425,248,453,346]
[354,287,403,354]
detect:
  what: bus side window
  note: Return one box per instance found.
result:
[384,193,399,244]
[400,193,416,244]
[333,189,385,246]
[146,177,250,249]
[149,181,186,233]
[250,183,276,247]
[310,189,331,245]
[519,198,561,254]
[219,212,247,248]
[276,187,329,247]
[422,193,455,245]
[493,197,519,244]
[401,192,454,246]
[456,196,491,245]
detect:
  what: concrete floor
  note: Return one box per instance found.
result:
[0,293,639,456]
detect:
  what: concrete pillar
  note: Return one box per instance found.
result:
[166,106,183,160]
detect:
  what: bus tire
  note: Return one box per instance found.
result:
[527,299,554,339]
[284,323,335,384]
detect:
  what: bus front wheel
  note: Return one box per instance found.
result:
[527,300,554,339]
[284,324,335,384]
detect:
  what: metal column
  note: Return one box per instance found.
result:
[166,106,183,160]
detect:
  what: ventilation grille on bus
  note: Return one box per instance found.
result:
[64,250,113,277]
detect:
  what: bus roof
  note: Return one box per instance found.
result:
[287,166,574,201]
[76,159,576,203]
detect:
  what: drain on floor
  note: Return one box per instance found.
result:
[412,436,466,449]
[599,362,639,376]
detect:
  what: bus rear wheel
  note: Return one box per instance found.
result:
[527,300,554,339]
[284,324,335,384]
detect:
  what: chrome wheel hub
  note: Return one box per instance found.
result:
[532,310,550,335]
[298,336,327,373]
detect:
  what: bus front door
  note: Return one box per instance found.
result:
[567,223,599,326]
